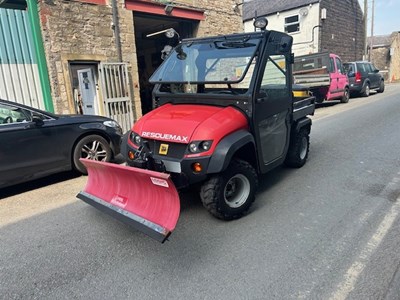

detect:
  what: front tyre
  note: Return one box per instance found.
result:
[284,128,310,168]
[377,80,385,93]
[200,159,258,220]
[73,135,112,174]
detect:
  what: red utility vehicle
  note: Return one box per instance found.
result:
[77,19,316,242]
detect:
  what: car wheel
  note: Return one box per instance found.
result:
[377,80,385,93]
[340,87,350,103]
[200,159,258,220]
[361,82,370,97]
[284,128,310,168]
[73,135,112,174]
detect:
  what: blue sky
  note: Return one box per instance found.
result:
[358,0,400,36]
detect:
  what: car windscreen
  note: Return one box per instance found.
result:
[149,38,260,84]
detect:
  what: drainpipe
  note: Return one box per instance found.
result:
[26,0,54,112]
[112,0,122,62]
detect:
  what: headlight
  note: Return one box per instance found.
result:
[103,120,120,128]
[134,135,142,145]
[200,141,211,151]
[189,143,198,153]
[130,131,143,146]
[188,140,213,154]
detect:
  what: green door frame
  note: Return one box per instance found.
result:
[26,0,54,112]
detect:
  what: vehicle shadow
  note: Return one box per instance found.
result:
[0,171,82,199]
[315,101,339,109]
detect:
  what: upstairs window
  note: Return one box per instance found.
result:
[284,15,299,33]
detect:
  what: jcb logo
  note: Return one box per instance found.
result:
[159,144,169,155]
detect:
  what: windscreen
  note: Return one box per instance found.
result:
[149,38,260,84]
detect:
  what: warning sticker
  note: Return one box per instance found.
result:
[150,177,169,188]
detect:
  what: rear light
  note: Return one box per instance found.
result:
[355,72,362,83]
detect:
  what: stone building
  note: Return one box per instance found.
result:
[369,32,400,83]
[1,0,243,131]
[243,0,365,62]
[39,0,243,129]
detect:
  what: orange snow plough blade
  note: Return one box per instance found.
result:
[77,159,180,243]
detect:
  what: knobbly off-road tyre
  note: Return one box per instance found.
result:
[284,128,310,168]
[73,134,112,174]
[200,159,258,220]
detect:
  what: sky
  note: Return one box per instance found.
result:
[358,0,400,36]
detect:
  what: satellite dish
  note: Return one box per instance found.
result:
[299,8,309,16]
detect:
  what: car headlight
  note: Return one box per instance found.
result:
[129,131,143,146]
[103,120,120,128]
[188,140,213,154]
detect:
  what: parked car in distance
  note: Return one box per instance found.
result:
[343,61,385,97]
[0,99,123,189]
[294,52,350,103]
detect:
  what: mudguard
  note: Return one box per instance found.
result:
[77,159,180,243]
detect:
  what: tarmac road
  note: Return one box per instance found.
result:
[1,84,400,299]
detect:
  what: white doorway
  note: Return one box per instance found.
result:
[77,68,97,115]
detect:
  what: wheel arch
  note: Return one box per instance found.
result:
[70,130,114,165]
[294,117,312,133]
[207,130,257,174]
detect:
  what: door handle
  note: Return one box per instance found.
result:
[257,98,266,103]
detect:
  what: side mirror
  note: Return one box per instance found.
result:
[374,69,380,73]
[32,114,44,126]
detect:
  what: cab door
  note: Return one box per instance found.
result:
[253,35,292,173]
[335,57,348,96]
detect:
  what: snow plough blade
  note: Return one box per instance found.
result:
[76,159,180,243]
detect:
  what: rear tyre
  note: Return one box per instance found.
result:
[73,135,112,174]
[284,128,310,168]
[200,159,258,220]
[361,82,370,97]
[340,87,350,103]
[377,80,385,93]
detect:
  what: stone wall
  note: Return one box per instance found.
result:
[371,47,391,81]
[319,0,365,62]
[390,32,400,82]
[38,0,242,117]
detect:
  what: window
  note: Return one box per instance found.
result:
[364,63,373,73]
[329,58,335,73]
[0,104,31,125]
[335,58,345,74]
[261,55,287,87]
[284,15,300,33]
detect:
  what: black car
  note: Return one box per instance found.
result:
[343,61,385,97]
[0,99,123,188]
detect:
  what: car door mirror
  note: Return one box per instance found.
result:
[32,115,44,126]
[374,69,380,73]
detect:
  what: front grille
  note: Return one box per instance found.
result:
[143,139,187,159]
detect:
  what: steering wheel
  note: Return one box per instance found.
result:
[3,116,13,124]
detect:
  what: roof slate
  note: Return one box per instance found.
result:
[367,35,392,47]
[243,0,320,21]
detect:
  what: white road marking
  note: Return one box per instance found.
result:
[330,197,400,300]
